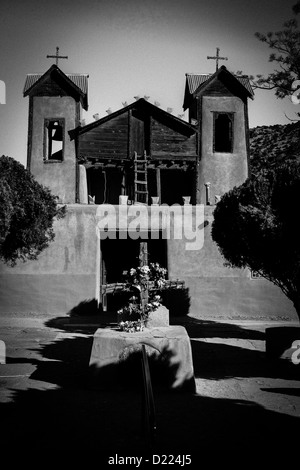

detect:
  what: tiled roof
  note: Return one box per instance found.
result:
[23,73,89,95]
[185,72,254,97]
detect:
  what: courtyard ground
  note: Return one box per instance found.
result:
[0,313,299,465]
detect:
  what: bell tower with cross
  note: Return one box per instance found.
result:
[23,48,89,203]
[183,48,254,204]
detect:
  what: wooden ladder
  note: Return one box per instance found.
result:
[134,151,148,204]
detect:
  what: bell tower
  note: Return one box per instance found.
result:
[23,51,88,203]
[183,59,254,204]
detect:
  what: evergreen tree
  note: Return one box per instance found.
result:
[250,1,300,112]
[0,155,65,266]
[211,160,300,320]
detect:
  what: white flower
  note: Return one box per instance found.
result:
[140,265,150,273]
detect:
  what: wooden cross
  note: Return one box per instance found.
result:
[139,242,149,311]
[207,47,228,72]
[47,47,68,66]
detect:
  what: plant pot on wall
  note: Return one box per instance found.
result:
[119,195,128,205]
[182,196,191,205]
[151,197,160,205]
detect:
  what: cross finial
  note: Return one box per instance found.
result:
[47,47,68,66]
[207,47,228,72]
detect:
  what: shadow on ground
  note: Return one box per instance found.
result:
[172,317,300,381]
[171,316,266,340]
[1,315,299,459]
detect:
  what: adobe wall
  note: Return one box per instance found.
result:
[199,96,249,203]
[0,205,99,316]
[28,96,78,203]
[0,204,297,321]
[167,206,298,321]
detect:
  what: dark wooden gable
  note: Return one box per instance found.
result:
[79,112,129,160]
[151,118,197,157]
[183,67,254,117]
[199,76,237,97]
[77,100,198,205]
[77,99,197,163]
[129,107,150,156]
[194,66,253,101]
[24,65,88,109]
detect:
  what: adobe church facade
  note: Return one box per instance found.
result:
[0,61,297,320]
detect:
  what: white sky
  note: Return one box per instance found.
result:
[0,0,298,167]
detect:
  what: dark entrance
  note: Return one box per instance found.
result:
[160,169,193,205]
[100,232,167,312]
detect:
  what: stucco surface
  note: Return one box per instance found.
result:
[199,96,248,203]
[0,204,297,321]
[29,96,78,203]
[0,205,99,315]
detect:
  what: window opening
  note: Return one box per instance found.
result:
[45,119,64,161]
[214,113,233,153]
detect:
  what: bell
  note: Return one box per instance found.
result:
[51,121,63,141]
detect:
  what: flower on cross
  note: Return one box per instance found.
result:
[117,262,168,332]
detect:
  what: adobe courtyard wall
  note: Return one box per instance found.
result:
[167,206,298,321]
[0,205,99,316]
[0,204,297,321]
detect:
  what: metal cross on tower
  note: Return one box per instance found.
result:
[47,47,68,66]
[207,47,228,72]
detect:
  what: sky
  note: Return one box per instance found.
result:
[0,0,298,167]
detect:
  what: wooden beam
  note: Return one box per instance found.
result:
[149,115,152,157]
[139,241,149,308]
[121,168,126,195]
[156,167,161,201]
[128,109,132,159]
[151,152,197,159]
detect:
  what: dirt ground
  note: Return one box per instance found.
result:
[0,314,299,465]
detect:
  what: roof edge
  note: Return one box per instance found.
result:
[77,98,197,135]
[184,66,254,104]
[23,64,89,110]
